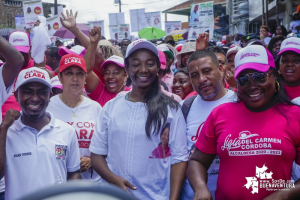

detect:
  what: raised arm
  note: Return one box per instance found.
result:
[0,37,24,88]
[0,110,20,179]
[60,10,105,75]
[187,148,216,200]
[196,33,209,51]
[84,27,101,93]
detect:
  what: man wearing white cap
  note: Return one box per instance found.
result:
[0,35,24,200]
[0,67,81,200]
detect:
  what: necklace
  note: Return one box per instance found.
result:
[60,94,83,117]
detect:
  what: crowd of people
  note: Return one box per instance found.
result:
[0,8,300,200]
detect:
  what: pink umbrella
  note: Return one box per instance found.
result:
[54,23,90,39]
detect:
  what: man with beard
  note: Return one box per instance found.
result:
[0,67,81,200]
[180,49,236,200]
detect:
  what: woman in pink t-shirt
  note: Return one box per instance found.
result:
[277,37,300,101]
[187,46,300,200]
[84,27,130,107]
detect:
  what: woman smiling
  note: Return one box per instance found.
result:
[187,45,300,200]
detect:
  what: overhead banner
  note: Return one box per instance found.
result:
[46,15,61,37]
[109,25,118,41]
[15,15,26,31]
[109,13,125,26]
[145,12,162,29]
[189,1,214,39]
[165,21,182,35]
[118,24,130,42]
[23,0,44,28]
[88,20,105,37]
[50,6,64,18]
[130,8,146,32]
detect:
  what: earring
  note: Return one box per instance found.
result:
[275,81,280,93]
[278,70,281,74]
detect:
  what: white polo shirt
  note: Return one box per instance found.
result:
[0,66,14,194]
[5,111,80,200]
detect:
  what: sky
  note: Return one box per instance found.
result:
[44,0,189,39]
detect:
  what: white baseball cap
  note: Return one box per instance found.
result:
[51,76,63,90]
[125,39,158,59]
[58,45,86,58]
[277,37,300,56]
[15,67,51,91]
[157,44,174,59]
[9,31,31,53]
[101,55,125,68]
[234,45,275,78]
[226,46,242,58]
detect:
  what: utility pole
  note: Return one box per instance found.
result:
[262,0,265,25]
[54,0,58,15]
[119,0,121,13]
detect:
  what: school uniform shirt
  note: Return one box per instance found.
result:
[0,67,13,194]
[89,95,188,200]
[180,90,237,200]
[196,102,300,200]
[5,111,80,200]
[47,95,102,182]
[88,79,131,107]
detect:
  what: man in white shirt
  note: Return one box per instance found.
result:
[181,49,237,200]
[190,5,199,24]
[0,35,24,200]
[0,67,81,200]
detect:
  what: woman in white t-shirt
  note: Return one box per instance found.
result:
[47,53,102,183]
[89,39,188,200]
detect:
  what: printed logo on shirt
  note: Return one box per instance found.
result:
[55,145,67,160]
[244,164,295,194]
[221,131,282,156]
[67,122,94,148]
[191,122,205,141]
[149,123,171,159]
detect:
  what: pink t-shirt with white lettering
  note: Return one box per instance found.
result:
[196,101,300,200]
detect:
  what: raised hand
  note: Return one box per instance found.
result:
[60,9,78,31]
[89,26,102,44]
[1,109,20,129]
[196,33,209,51]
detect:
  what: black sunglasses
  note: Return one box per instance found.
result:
[236,70,273,87]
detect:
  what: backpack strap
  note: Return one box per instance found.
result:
[181,95,197,122]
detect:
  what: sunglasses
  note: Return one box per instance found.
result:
[236,70,273,87]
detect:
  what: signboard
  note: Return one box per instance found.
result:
[145,12,162,29]
[189,1,214,39]
[23,0,44,28]
[165,21,182,35]
[109,25,118,40]
[46,15,61,37]
[109,13,125,26]
[88,20,105,37]
[15,15,26,31]
[130,8,146,32]
[118,24,130,42]
[188,28,201,41]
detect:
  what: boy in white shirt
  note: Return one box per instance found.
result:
[0,67,81,200]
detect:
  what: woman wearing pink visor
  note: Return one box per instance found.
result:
[277,37,300,103]
[84,27,130,106]
[187,45,300,200]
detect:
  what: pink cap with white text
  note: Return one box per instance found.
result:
[277,37,300,56]
[234,45,275,78]
[9,31,31,53]
[101,55,125,68]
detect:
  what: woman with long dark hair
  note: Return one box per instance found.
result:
[187,45,300,200]
[90,39,188,200]
[267,35,285,60]
[275,25,288,37]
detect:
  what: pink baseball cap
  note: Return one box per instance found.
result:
[9,31,31,53]
[234,45,275,78]
[158,50,166,70]
[125,39,158,59]
[277,37,300,56]
[58,45,86,58]
[51,76,63,90]
[15,67,51,91]
[101,55,125,69]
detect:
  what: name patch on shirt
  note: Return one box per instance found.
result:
[55,145,67,160]
[14,152,32,158]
